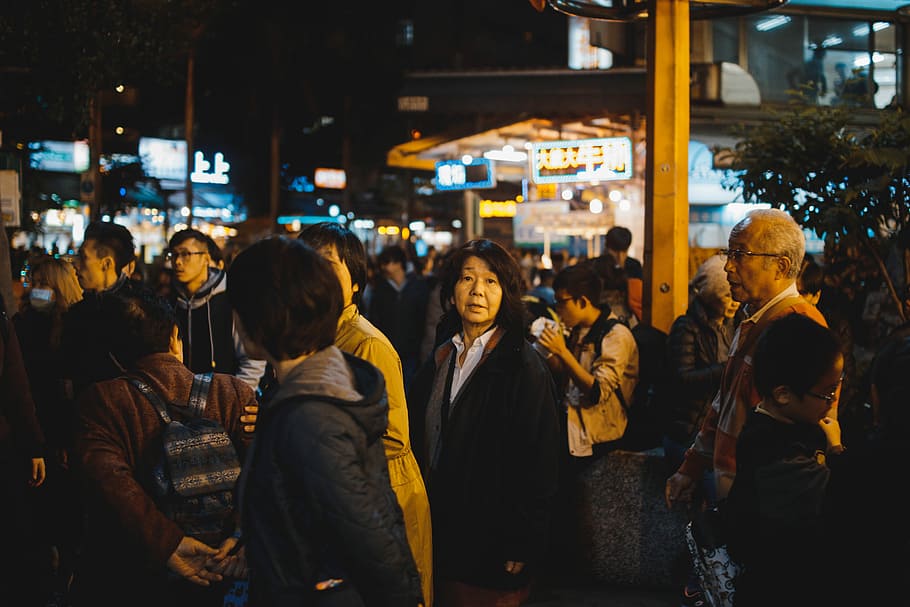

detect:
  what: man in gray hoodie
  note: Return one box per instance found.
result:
[167,229,266,391]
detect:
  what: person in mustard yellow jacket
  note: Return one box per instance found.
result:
[300,222,434,606]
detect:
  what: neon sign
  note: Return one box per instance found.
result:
[190,151,231,185]
[531,137,632,184]
[435,158,496,191]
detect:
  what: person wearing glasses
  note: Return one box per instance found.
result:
[722,313,845,606]
[666,208,830,508]
[166,229,266,391]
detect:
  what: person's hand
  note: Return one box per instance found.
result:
[167,536,222,586]
[206,536,248,579]
[241,405,258,434]
[29,457,46,487]
[819,416,843,452]
[665,471,696,509]
[537,325,568,360]
[504,560,525,575]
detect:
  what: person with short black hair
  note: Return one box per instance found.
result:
[62,220,152,397]
[167,228,266,390]
[72,290,255,607]
[723,313,844,606]
[366,244,431,390]
[605,225,643,280]
[227,236,423,606]
[538,262,639,460]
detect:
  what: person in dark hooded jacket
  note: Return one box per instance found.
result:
[167,229,266,391]
[227,236,423,607]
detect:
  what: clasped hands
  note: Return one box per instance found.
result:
[167,535,248,586]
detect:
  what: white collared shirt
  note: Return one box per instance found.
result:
[450,327,496,402]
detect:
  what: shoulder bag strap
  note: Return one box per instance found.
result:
[187,372,213,417]
[127,376,172,424]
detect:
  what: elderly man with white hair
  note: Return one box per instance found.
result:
[665,208,832,505]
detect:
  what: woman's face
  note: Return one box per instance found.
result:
[453,255,503,336]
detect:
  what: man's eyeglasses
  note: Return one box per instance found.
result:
[166,250,207,262]
[719,248,783,262]
[554,296,575,306]
[805,373,845,404]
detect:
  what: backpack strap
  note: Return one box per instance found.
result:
[127,377,173,425]
[577,315,630,412]
[127,372,213,424]
[187,372,213,417]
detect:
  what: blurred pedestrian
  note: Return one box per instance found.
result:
[0,292,48,606]
[408,239,560,607]
[663,254,740,480]
[228,236,423,606]
[605,225,643,280]
[12,255,84,605]
[366,244,431,391]
[661,254,740,606]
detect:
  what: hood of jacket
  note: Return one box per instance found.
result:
[173,267,226,310]
[268,346,388,443]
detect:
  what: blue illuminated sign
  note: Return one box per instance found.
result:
[435,158,496,191]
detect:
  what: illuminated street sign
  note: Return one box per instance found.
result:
[435,158,496,191]
[531,137,632,184]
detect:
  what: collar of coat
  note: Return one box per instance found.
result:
[434,325,506,369]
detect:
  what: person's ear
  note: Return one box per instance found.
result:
[777,255,792,278]
[771,385,791,405]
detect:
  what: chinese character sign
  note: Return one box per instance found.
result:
[531,137,632,184]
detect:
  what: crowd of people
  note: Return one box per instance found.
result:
[0,211,904,607]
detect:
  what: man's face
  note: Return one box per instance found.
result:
[76,239,111,292]
[317,244,357,307]
[553,290,585,329]
[724,224,785,309]
[170,238,211,288]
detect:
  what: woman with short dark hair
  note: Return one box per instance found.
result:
[408,239,560,607]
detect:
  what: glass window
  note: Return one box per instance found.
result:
[729,14,898,108]
[745,13,806,104]
[713,18,739,65]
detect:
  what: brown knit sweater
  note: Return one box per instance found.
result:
[74,353,256,574]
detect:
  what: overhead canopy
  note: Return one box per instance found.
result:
[387,116,636,176]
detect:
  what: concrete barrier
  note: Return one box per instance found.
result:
[572,448,691,588]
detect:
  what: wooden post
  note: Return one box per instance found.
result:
[644,0,690,332]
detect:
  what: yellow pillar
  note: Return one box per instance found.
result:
[644,0,690,333]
